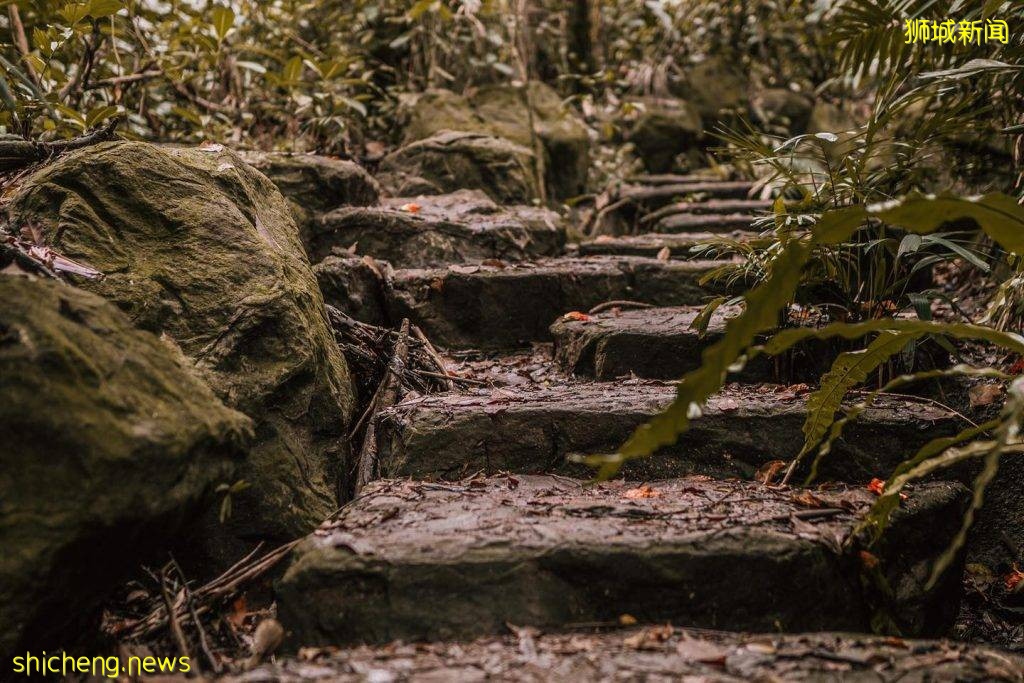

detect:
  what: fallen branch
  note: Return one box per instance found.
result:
[0,117,121,173]
[589,300,655,315]
[356,319,411,493]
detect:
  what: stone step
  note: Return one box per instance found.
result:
[277,475,967,645]
[308,189,566,266]
[238,628,1022,681]
[383,256,730,349]
[618,181,757,206]
[653,212,757,234]
[551,304,774,381]
[374,382,959,483]
[577,231,758,258]
[643,198,774,221]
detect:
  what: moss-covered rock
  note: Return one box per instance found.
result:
[628,98,703,172]
[237,152,381,259]
[675,57,749,124]
[8,141,356,542]
[395,83,590,200]
[379,131,540,204]
[0,273,250,656]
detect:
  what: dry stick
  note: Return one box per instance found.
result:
[588,300,654,315]
[7,5,40,89]
[160,567,193,665]
[170,557,220,675]
[412,323,454,391]
[356,319,412,492]
[419,369,486,386]
[84,69,162,90]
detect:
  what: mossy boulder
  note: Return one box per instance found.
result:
[628,98,704,173]
[395,83,590,200]
[8,141,356,543]
[237,152,381,259]
[0,273,251,656]
[379,131,540,204]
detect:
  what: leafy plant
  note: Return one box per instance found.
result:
[587,192,1024,584]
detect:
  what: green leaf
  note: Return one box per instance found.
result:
[61,3,91,25]
[87,0,123,18]
[281,55,304,84]
[85,105,118,128]
[798,331,918,461]
[210,5,235,41]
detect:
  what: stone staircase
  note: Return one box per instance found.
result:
[242,173,1022,680]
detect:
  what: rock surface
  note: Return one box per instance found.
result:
[0,274,250,656]
[386,256,728,349]
[577,231,756,258]
[628,98,704,173]
[397,84,590,199]
[551,305,777,381]
[233,629,1024,682]
[374,383,961,483]
[236,151,380,256]
[314,255,393,328]
[310,190,565,266]
[277,476,967,645]
[8,141,355,541]
[379,131,540,204]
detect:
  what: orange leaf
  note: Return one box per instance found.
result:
[624,484,661,499]
[1005,564,1024,592]
[867,478,885,496]
[399,202,421,214]
[859,550,880,569]
[562,311,591,322]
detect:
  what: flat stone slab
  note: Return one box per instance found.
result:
[644,198,774,218]
[235,629,1023,682]
[375,383,960,483]
[551,305,773,381]
[277,475,966,645]
[386,256,728,349]
[577,231,757,258]
[619,181,757,204]
[309,190,566,266]
[653,212,757,233]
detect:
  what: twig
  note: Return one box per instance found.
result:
[84,69,162,90]
[7,5,40,88]
[418,369,486,385]
[170,556,219,674]
[588,300,655,315]
[412,323,454,391]
[160,567,193,665]
[356,319,411,492]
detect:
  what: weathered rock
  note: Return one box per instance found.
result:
[676,58,750,122]
[379,131,540,204]
[628,98,703,173]
[654,212,757,233]
[309,190,565,266]
[277,475,967,644]
[552,305,776,380]
[577,231,757,258]
[8,141,356,542]
[237,629,1024,682]
[385,256,728,349]
[398,83,590,199]
[752,88,814,132]
[374,383,960,483]
[0,274,250,656]
[592,181,758,236]
[314,255,393,328]
[236,152,380,255]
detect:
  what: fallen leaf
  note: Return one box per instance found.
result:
[624,624,674,650]
[969,383,1004,408]
[619,613,637,626]
[867,478,885,496]
[227,595,249,628]
[1008,357,1024,375]
[199,141,224,152]
[656,246,671,261]
[859,550,880,569]
[399,202,421,214]
[562,311,591,322]
[756,460,787,485]
[676,635,727,664]
[624,484,661,499]
[793,490,826,508]
[481,259,507,269]
[1004,564,1024,592]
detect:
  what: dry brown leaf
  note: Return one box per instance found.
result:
[656,246,671,261]
[969,383,1004,407]
[756,460,788,485]
[623,484,661,499]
